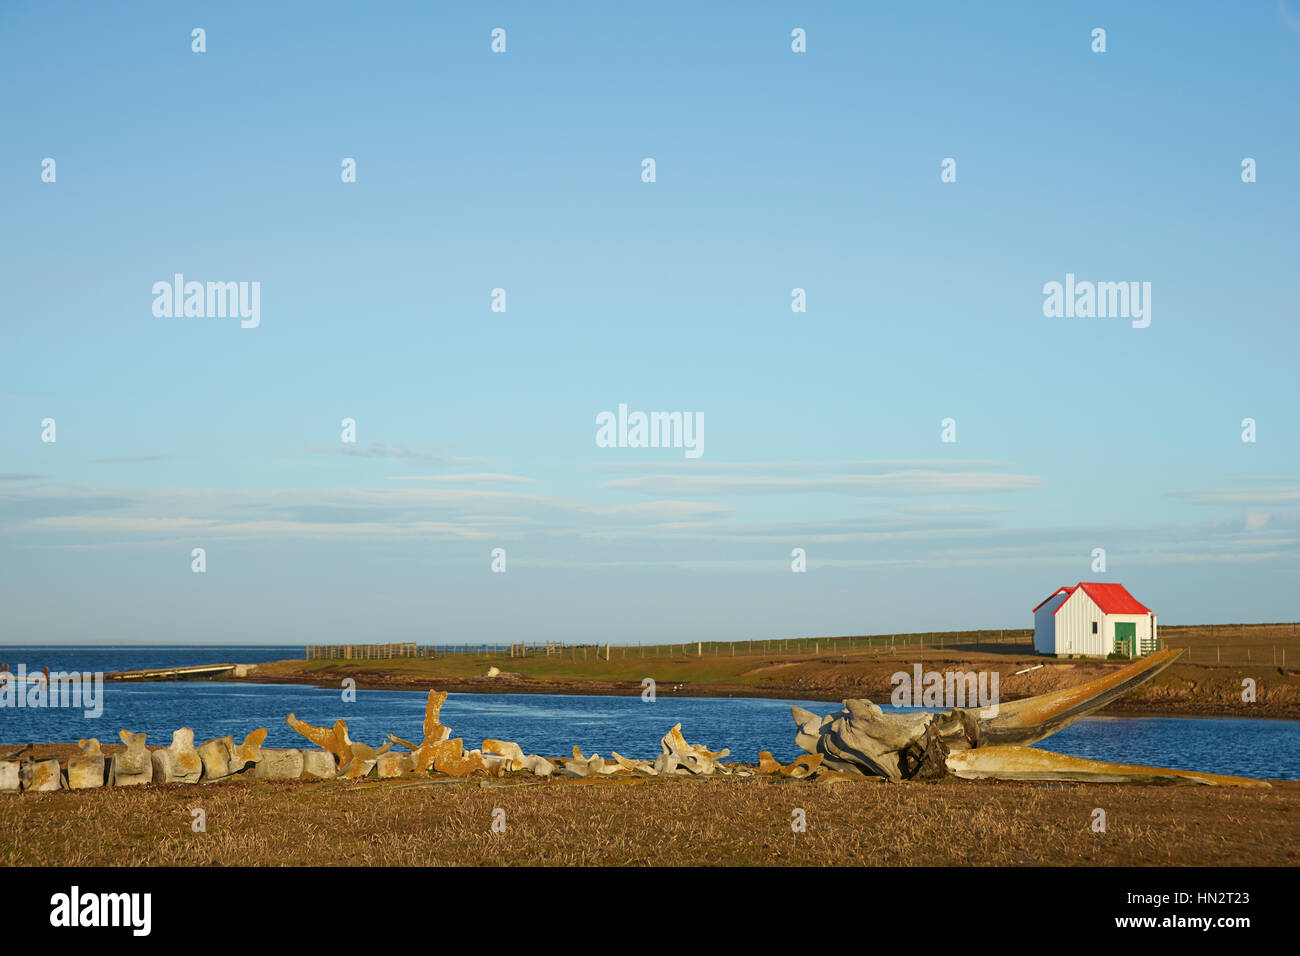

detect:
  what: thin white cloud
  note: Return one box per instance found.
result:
[307,441,491,465]
[604,470,1042,496]
[1171,487,1300,506]
[389,473,537,485]
[590,458,1015,474]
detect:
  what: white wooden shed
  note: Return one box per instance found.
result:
[1032,582,1157,658]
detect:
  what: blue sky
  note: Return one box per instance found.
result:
[2,1,1298,645]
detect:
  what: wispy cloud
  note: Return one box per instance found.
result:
[307,441,491,466]
[4,476,1296,576]
[603,470,1042,497]
[389,473,536,485]
[0,482,730,544]
[590,458,1015,474]
[1170,486,1300,506]
[87,455,171,464]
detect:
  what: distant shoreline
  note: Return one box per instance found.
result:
[213,648,1300,721]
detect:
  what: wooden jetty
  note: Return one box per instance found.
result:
[105,663,237,682]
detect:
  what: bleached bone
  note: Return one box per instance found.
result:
[286,714,388,774]
[66,739,107,789]
[229,729,267,772]
[946,745,1271,788]
[110,730,153,786]
[21,758,61,791]
[198,736,235,781]
[659,723,728,776]
[790,642,1227,785]
[151,728,203,784]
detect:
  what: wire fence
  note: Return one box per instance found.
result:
[304,630,1039,662]
[303,623,1299,666]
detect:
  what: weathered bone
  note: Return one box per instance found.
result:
[387,734,422,752]
[376,690,461,775]
[757,751,783,775]
[968,649,1184,748]
[110,730,153,786]
[520,754,555,777]
[286,714,352,766]
[423,690,452,743]
[340,758,376,778]
[286,714,387,774]
[482,739,526,770]
[375,751,414,778]
[21,758,61,792]
[429,739,486,776]
[563,746,605,777]
[302,750,337,779]
[150,728,203,784]
[198,736,235,781]
[659,724,728,776]
[652,751,681,775]
[756,751,823,778]
[478,752,511,777]
[66,738,107,789]
[946,745,1271,788]
[792,649,1200,782]
[255,749,306,779]
[610,752,655,775]
[229,728,267,772]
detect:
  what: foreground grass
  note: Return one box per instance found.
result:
[3,774,1296,866]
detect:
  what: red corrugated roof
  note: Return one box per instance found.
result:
[1034,582,1151,616]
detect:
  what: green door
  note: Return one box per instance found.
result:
[1114,622,1136,657]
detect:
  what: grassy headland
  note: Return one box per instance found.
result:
[230,623,1300,719]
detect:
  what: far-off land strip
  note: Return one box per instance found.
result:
[223,623,1300,719]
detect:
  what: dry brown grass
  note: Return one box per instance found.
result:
[2,773,1295,867]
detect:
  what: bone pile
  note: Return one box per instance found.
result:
[0,689,746,790]
[560,723,747,778]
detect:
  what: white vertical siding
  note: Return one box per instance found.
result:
[1055,589,1108,656]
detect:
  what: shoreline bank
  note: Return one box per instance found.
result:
[216,653,1300,721]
